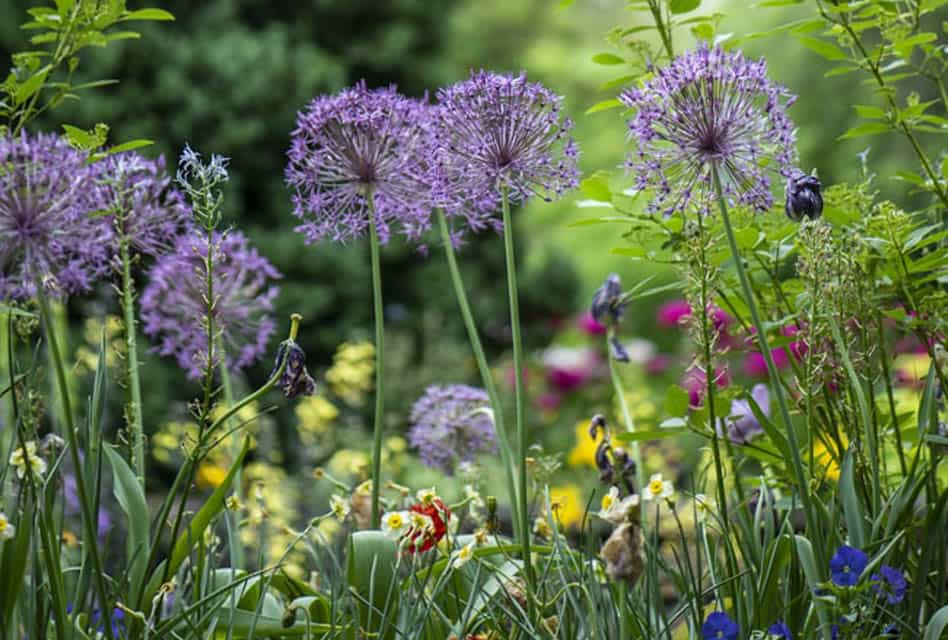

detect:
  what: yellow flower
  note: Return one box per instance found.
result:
[325,341,375,406]
[0,512,15,540]
[812,432,848,483]
[196,462,228,489]
[225,494,243,512]
[295,396,339,442]
[328,449,370,477]
[567,421,602,468]
[329,495,350,521]
[549,484,585,529]
[9,441,46,479]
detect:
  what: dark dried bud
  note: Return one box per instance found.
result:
[785,169,823,222]
[609,336,630,363]
[595,440,614,484]
[600,522,644,585]
[271,339,316,398]
[588,414,607,440]
[612,447,637,495]
[590,273,626,325]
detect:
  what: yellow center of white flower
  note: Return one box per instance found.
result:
[649,479,664,495]
[386,513,404,529]
[601,494,615,510]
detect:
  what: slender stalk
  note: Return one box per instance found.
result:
[35,287,115,640]
[217,346,245,569]
[606,344,644,524]
[500,189,536,603]
[367,204,386,530]
[119,238,147,489]
[437,210,522,542]
[710,165,817,550]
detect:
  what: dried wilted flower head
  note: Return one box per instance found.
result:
[272,337,317,398]
[408,385,498,475]
[433,70,580,234]
[590,273,626,326]
[141,231,281,379]
[97,152,191,257]
[784,169,823,222]
[285,82,434,245]
[600,521,644,585]
[620,44,797,217]
[0,132,111,300]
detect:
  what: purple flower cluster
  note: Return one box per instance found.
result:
[620,44,797,217]
[408,384,498,474]
[433,71,580,234]
[140,231,281,379]
[718,383,770,445]
[830,545,868,587]
[702,611,739,640]
[97,152,191,257]
[286,82,434,245]
[0,132,111,300]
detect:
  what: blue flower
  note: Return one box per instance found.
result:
[882,623,900,637]
[767,620,792,639]
[829,545,868,587]
[871,565,907,605]
[702,611,740,640]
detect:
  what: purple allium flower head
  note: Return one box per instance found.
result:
[97,152,191,257]
[408,384,498,475]
[0,132,111,300]
[620,44,797,217]
[717,383,770,444]
[141,230,281,379]
[871,565,907,605]
[701,611,739,640]
[768,621,793,639]
[432,71,580,234]
[285,81,434,245]
[830,545,868,587]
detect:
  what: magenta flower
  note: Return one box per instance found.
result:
[141,231,281,379]
[578,311,607,336]
[621,44,797,217]
[657,299,692,328]
[683,365,730,408]
[286,82,434,245]
[432,71,580,234]
[0,132,111,300]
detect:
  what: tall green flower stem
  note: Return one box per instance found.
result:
[118,236,147,489]
[35,285,116,640]
[710,165,818,552]
[499,189,537,605]
[217,344,245,569]
[437,209,522,543]
[368,203,386,530]
[606,344,643,507]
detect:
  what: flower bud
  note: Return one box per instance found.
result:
[785,169,823,222]
[590,273,626,325]
[272,339,317,398]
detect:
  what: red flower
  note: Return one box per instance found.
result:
[406,499,451,553]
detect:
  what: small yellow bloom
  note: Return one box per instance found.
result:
[329,494,350,521]
[195,462,228,489]
[533,516,554,541]
[0,512,15,540]
[225,494,243,512]
[450,542,475,570]
[812,433,848,483]
[9,441,46,479]
[549,484,585,529]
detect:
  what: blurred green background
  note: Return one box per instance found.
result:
[0,0,937,476]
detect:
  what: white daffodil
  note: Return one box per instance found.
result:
[9,440,47,479]
[694,494,714,522]
[450,542,476,570]
[381,511,410,539]
[329,494,350,521]
[597,487,640,524]
[416,487,438,505]
[0,512,15,540]
[643,473,674,502]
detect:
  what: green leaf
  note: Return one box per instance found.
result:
[104,445,150,591]
[837,122,891,140]
[0,496,33,625]
[592,53,624,65]
[14,66,51,106]
[580,172,612,202]
[691,23,714,41]
[663,384,690,416]
[121,8,175,21]
[168,437,251,577]
[669,0,701,13]
[853,104,886,120]
[106,138,154,155]
[585,98,623,115]
[839,450,866,549]
[797,36,849,61]
[923,605,948,640]
[203,608,333,637]
[348,531,399,640]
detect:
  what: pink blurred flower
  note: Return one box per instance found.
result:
[645,353,673,375]
[743,348,790,378]
[682,366,730,407]
[577,311,607,336]
[536,391,563,411]
[542,346,598,392]
[657,299,691,328]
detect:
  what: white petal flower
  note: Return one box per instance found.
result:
[0,512,15,540]
[381,511,410,539]
[329,495,350,521]
[450,542,475,570]
[643,473,674,502]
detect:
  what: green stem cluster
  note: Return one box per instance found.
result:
[119,238,147,489]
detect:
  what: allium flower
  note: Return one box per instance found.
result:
[702,611,740,640]
[433,70,580,233]
[408,385,498,475]
[717,383,770,445]
[285,82,433,245]
[0,132,111,300]
[620,44,797,217]
[767,621,793,639]
[97,152,190,257]
[830,545,868,587]
[872,565,907,605]
[141,231,281,379]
